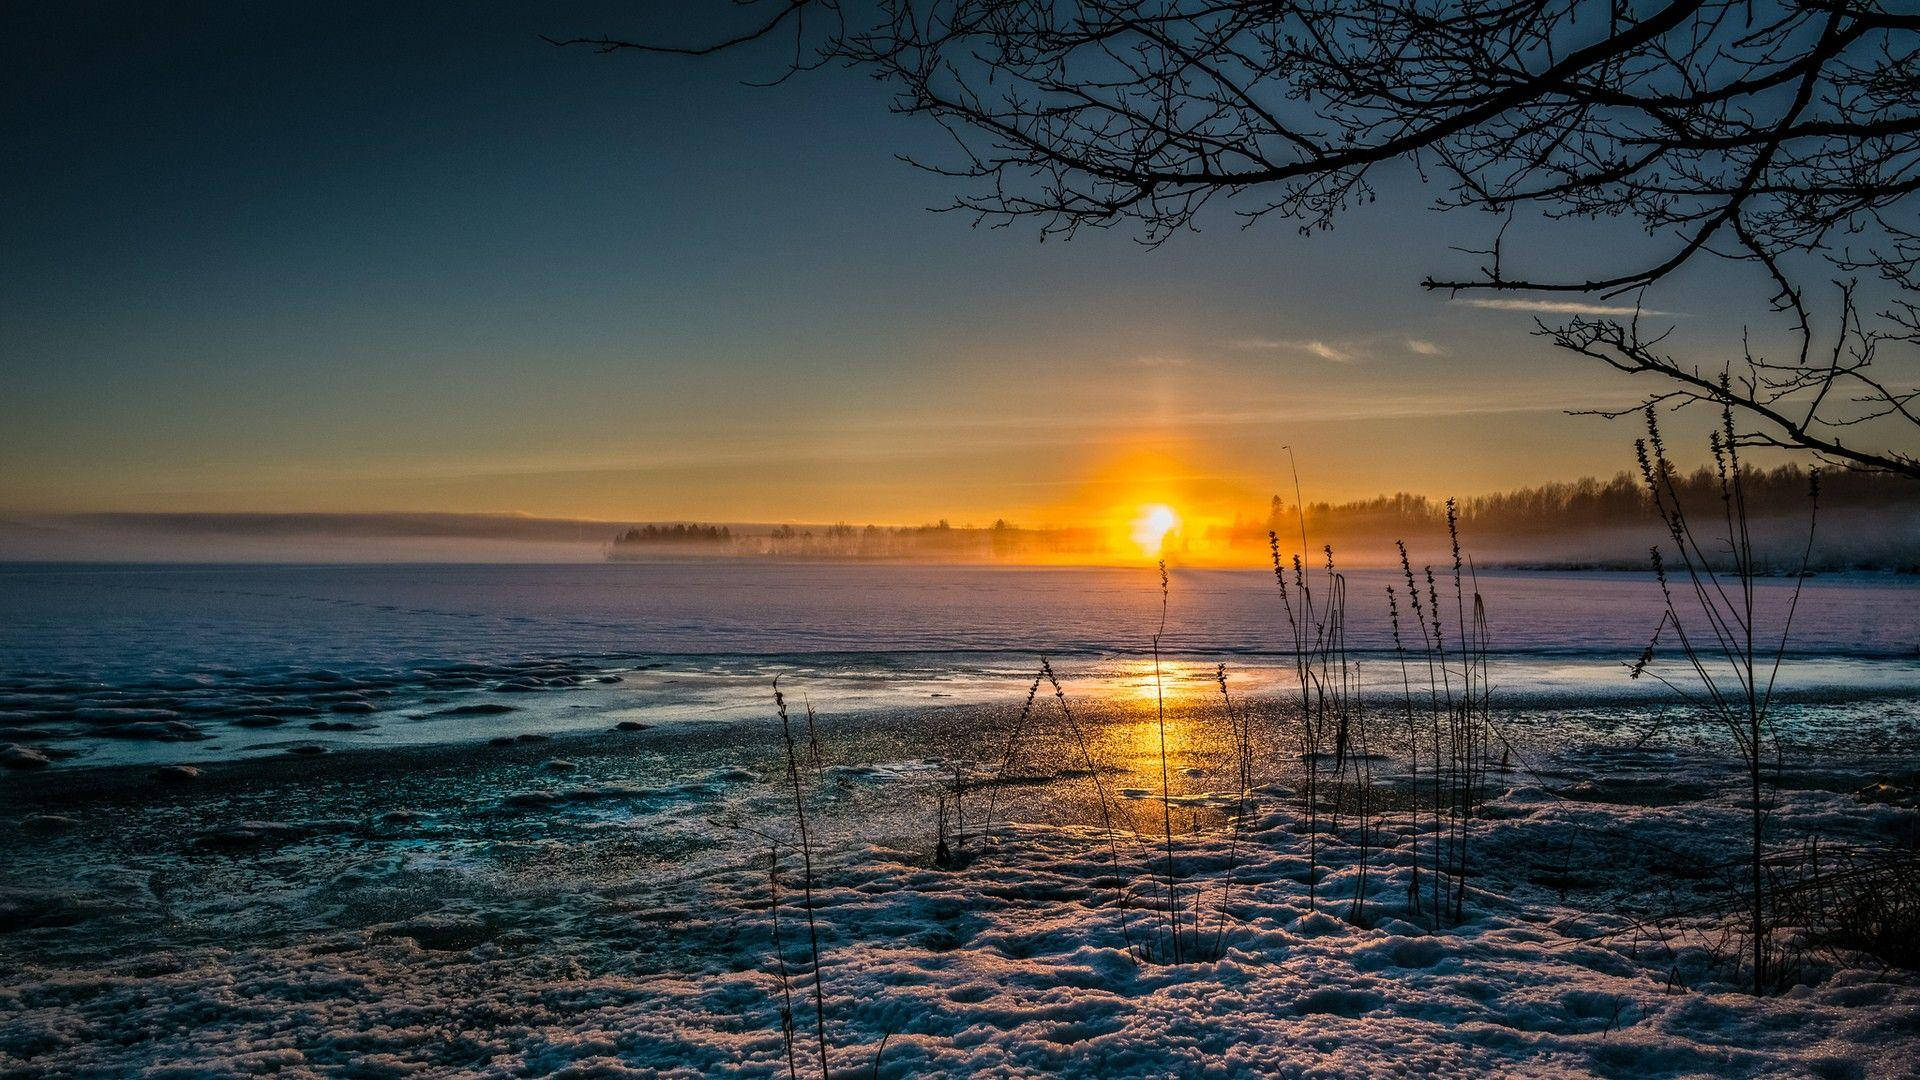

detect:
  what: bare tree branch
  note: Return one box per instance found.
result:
[569,0,1920,477]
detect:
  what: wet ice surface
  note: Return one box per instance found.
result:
[3,693,1919,1077]
[7,651,1920,772]
[3,562,1918,769]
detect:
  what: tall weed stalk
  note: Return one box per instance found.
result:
[1266,527,1358,914]
[1151,560,1183,962]
[1042,659,1144,963]
[1393,507,1494,926]
[1630,404,1818,993]
[1208,663,1255,956]
[773,680,830,1077]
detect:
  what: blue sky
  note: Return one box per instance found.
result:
[1,2,1782,524]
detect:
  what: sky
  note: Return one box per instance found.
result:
[1,2,1807,531]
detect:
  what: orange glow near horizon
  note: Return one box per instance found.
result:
[1028,446,1252,565]
[1130,503,1180,558]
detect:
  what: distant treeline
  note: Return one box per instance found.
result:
[608,518,1104,561]
[758,519,1078,559]
[598,466,1920,569]
[1245,466,1920,571]
[614,523,733,544]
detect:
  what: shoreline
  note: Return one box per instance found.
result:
[8,691,1914,827]
[9,653,1920,777]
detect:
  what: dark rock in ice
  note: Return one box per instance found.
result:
[99,720,208,741]
[283,744,328,757]
[578,784,655,802]
[1856,780,1919,808]
[329,700,377,714]
[595,675,624,684]
[232,714,286,728]
[189,818,355,852]
[72,707,181,726]
[516,733,549,742]
[614,720,647,731]
[308,720,374,732]
[1,744,51,770]
[191,822,307,851]
[544,759,578,772]
[21,814,78,835]
[382,913,496,951]
[154,765,201,784]
[432,702,520,716]
[0,888,90,932]
[488,736,518,747]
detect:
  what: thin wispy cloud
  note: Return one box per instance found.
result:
[1404,338,1445,356]
[1453,298,1671,317]
[1227,338,1360,363]
[1302,340,1357,363]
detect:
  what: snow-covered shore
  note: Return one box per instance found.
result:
[2,701,1916,1077]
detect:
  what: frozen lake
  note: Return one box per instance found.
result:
[2,561,1917,767]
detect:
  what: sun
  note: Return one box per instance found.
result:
[1130,503,1181,558]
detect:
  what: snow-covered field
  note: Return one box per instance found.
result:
[3,696,1917,1078]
